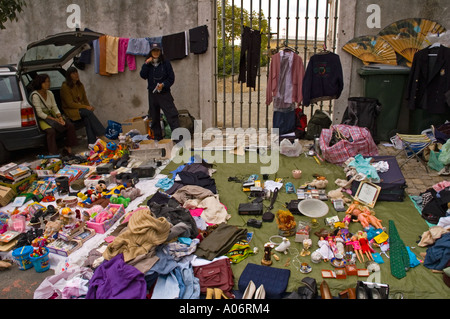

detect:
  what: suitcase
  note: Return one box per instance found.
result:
[351,155,407,202]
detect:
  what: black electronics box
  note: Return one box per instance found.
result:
[96,163,114,174]
[238,202,263,215]
[131,161,156,178]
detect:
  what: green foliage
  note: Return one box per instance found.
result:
[217,0,269,77]
[0,0,27,30]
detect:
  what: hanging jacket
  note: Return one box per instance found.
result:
[266,51,305,105]
[406,45,450,114]
[302,52,344,106]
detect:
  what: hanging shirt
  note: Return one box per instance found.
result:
[273,51,295,110]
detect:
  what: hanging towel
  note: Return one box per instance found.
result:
[189,25,209,54]
[162,31,188,61]
[118,38,136,72]
[105,35,119,74]
[126,38,151,56]
[98,35,110,76]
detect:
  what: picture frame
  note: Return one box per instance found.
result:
[353,181,382,208]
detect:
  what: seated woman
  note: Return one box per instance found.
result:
[60,67,106,145]
[30,74,77,156]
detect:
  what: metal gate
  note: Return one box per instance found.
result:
[213,0,339,129]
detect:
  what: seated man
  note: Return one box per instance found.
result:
[60,67,106,145]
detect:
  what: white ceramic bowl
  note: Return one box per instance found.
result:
[297,199,329,218]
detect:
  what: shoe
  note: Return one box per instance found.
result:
[254,285,266,299]
[242,280,256,299]
[369,287,382,299]
[320,280,332,299]
[356,286,368,299]
[206,288,214,299]
[214,288,229,299]
[339,288,356,299]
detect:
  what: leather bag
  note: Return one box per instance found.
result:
[193,258,235,298]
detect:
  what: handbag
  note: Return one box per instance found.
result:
[193,258,235,298]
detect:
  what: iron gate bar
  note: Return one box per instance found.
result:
[214,0,339,129]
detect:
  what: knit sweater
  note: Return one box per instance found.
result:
[103,207,171,262]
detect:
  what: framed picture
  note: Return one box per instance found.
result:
[354,181,381,208]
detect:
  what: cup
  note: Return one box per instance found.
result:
[292,169,302,179]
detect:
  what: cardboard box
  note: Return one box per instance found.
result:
[121,116,149,135]
[0,174,37,195]
[0,185,16,207]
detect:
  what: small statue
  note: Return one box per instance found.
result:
[275,237,291,254]
[261,242,274,266]
[300,238,312,256]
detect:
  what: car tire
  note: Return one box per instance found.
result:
[0,142,11,164]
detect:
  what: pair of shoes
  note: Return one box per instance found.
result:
[206,288,230,299]
[242,280,266,299]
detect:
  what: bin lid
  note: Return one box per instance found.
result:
[358,64,410,75]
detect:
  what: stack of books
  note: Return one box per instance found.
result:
[0,162,32,184]
[55,165,91,184]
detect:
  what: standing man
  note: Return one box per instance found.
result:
[140,42,180,141]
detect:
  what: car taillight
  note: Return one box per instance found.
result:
[21,102,37,127]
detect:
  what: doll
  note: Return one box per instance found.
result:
[317,237,334,262]
[357,231,374,261]
[360,211,383,229]
[353,212,371,229]
[346,234,364,263]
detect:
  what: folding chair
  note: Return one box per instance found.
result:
[392,133,432,172]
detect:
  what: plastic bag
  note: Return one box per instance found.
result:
[280,139,302,157]
[105,120,122,140]
[428,151,444,171]
[438,139,450,165]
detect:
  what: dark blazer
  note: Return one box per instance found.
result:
[406,45,450,114]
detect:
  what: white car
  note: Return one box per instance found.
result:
[0,30,103,163]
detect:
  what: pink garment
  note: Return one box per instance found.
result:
[118,38,137,72]
[266,51,305,105]
[433,181,450,192]
[189,208,204,217]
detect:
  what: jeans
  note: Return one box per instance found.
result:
[79,108,106,144]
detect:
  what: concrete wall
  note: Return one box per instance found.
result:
[335,0,450,130]
[0,0,214,129]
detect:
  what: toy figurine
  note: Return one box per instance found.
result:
[275,237,291,254]
[262,242,274,266]
[357,231,374,261]
[346,234,364,263]
[317,237,334,262]
[300,238,312,256]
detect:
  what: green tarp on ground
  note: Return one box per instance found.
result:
[159,150,450,299]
